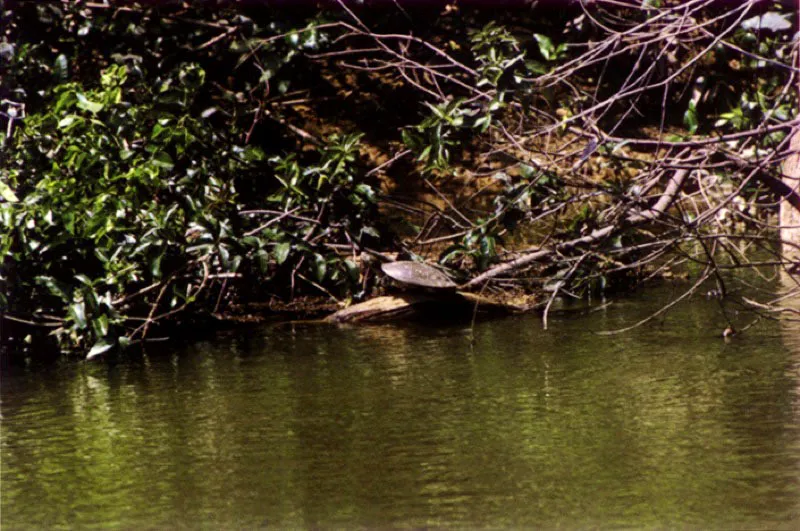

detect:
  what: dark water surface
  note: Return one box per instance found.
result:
[3,286,800,529]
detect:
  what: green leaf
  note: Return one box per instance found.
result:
[684,102,698,134]
[418,145,432,162]
[151,254,163,278]
[355,184,376,203]
[475,115,491,132]
[401,129,420,150]
[241,236,262,248]
[86,339,114,360]
[53,54,69,81]
[313,253,327,282]
[35,276,68,300]
[69,302,87,329]
[256,249,270,273]
[93,314,109,337]
[273,242,291,264]
[344,259,360,282]
[519,164,536,179]
[0,181,18,202]
[440,244,465,264]
[525,60,548,75]
[152,152,174,170]
[75,274,94,286]
[480,235,497,258]
[243,145,266,162]
[219,244,230,266]
[57,115,79,129]
[534,34,555,61]
[229,255,243,273]
[76,93,104,114]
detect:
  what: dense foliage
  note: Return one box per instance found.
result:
[1,1,382,355]
[1,1,797,357]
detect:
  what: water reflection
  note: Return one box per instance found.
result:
[2,285,800,528]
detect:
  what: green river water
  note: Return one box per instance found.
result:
[2,285,800,529]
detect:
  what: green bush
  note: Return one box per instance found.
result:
[1,38,378,357]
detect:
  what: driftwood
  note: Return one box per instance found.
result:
[325,295,435,323]
[325,292,529,323]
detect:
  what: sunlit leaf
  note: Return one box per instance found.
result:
[69,302,87,329]
[75,92,104,114]
[86,339,114,360]
[151,152,174,170]
[93,314,109,337]
[534,34,555,61]
[57,115,78,129]
[75,274,93,286]
[0,181,18,202]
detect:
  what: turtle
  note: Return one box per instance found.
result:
[380,261,457,290]
[379,261,529,313]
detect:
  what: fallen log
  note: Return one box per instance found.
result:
[325,292,530,324]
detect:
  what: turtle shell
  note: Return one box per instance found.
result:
[381,261,457,290]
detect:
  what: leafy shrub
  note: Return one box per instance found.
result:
[2,46,378,357]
